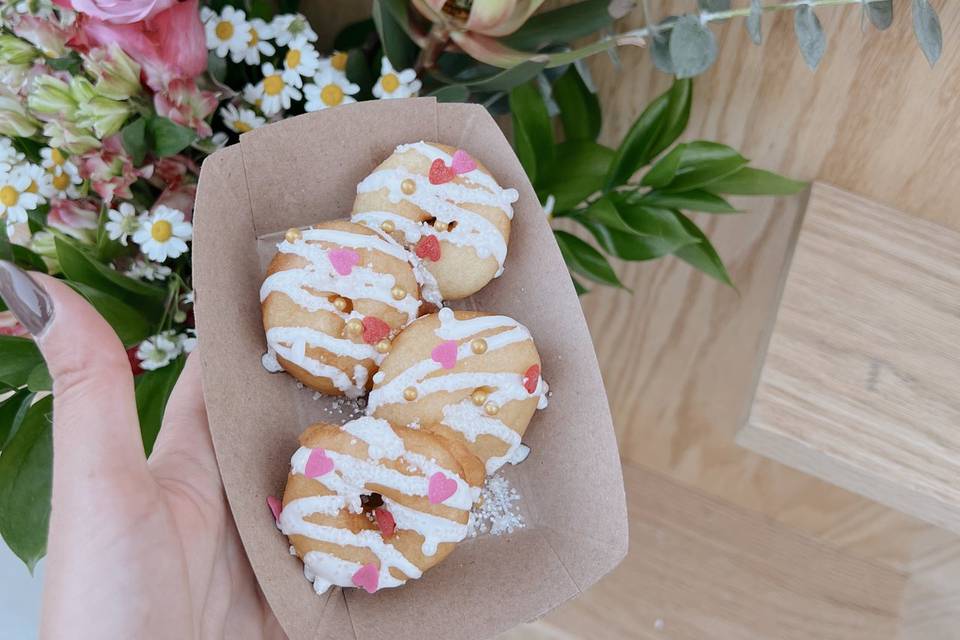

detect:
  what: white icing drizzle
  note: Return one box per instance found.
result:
[281,417,477,594]
[368,309,548,474]
[354,142,519,278]
[367,220,443,307]
[261,347,283,372]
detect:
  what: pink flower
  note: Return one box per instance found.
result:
[152,154,199,187]
[153,182,197,221]
[71,0,206,91]
[47,198,100,242]
[11,14,76,58]
[153,79,218,138]
[78,135,153,203]
[0,311,29,337]
[63,0,178,24]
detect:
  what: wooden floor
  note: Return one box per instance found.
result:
[308,1,960,637]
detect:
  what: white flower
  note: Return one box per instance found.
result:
[372,57,421,100]
[181,290,194,306]
[255,62,301,116]
[303,68,359,111]
[231,17,275,66]
[136,331,182,371]
[132,205,192,262]
[40,146,81,198]
[105,201,140,246]
[318,51,350,77]
[16,162,52,199]
[0,167,40,233]
[208,131,229,150]
[178,328,197,354]
[125,258,171,282]
[205,6,249,59]
[270,13,317,47]
[281,36,320,88]
[0,137,24,171]
[199,5,216,24]
[219,103,265,134]
[241,82,264,111]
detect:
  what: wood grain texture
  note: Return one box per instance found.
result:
[738,182,960,533]
[498,462,906,640]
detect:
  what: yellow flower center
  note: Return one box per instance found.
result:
[52,172,70,191]
[234,120,252,133]
[151,220,173,242]
[331,51,348,71]
[51,148,65,165]
[285,48,301,69]
[263,74,284,96]
[215,20,234,41]
[321,83,344,106]
[26,181,38,194]
[248,27,259,46]
[381,73,400,93]
[0,186,18,207]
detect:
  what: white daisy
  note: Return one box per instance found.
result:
[219,103,265,134]
[372,57,421,100]
[132,205,192,262]
[178,329,197,354]
[40,146,80,179]
[303,68,359,111]
[0,138,24,172]
[17,163,52,200]
[270,13,317,47]
[205,6,249,59]
[281,36,320,88]
[105,202,140,246]
[125,258,171,281]
[232,17,275,66]
[0,167,40,233]
[255,63,301,116]
[321,50,350,76]
[48,165,82,198]
[136,331,182,371]
[199,5,216,25]
[242,82,264,111]
[181,290,194,306]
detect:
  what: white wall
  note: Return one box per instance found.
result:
[0,540,43,639]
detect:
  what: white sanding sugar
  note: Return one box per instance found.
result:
[467,473,525,537]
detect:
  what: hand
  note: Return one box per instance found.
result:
[0,261,286,640]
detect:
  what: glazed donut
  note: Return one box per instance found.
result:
[260,220,421,397]
[351,141,519,302]
[279,417,485,594]
[368,308,548,475]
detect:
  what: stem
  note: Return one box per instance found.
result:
[416,24,450,74]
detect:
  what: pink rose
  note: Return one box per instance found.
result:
[61,0,178,24]
[78,135,154,203]
[153,79,218,138]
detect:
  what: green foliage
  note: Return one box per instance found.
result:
[137,355,186,455]
[121,116,196,163]
[513,73,805,292]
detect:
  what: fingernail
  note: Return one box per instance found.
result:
[0,260,54,337]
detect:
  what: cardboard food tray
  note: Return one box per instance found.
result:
[192,97,628,640]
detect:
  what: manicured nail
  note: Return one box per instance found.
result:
[0,260,54,337]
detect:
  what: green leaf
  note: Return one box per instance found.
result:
[334,19,377,51]
[571,274,589,296]
[706,167,807,195]
[794,4,826,70]
[638,189,738,213]
[645,141,748,192]
[640,145,684,189]
[509,81,554,185]
[466,60,546,93]
[147,116,196,158]
[345,48,375,100]
[536,140,613,213]
[553,65,601,141]
[372,0,417,71]
[27,202,49,233]
[576,217,692,261]
[46,53,82,74]
[579,196,638,234]
[65,282,154,347]
[136,356,185,455]
[428,84,470,103]
[912,0,942,67]
[10,244,47,274]
[554,229,624,288]
[614,199,701,244]
[121,117,148,166]
[671,211,733,286]
[0,395,53,572]
[865,0,893,31]
[207,51,227,83]
[26,363,51,393]
[500,0,619,51]
[0,390,33,451]
[649,79,692,159]
[0,336,42,388]
[12,138,43,163]
[248,0,273,20]
[669,14,718,79]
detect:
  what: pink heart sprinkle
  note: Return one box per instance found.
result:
[267,496,282,525]
[305,448,334,478]
[428,472,458,504]
[451,149,477,174]
[352,563,379,593]
[328,249,360,276]
[431,340,458,370]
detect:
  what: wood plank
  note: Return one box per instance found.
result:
[738,182,960,533]
[498,462,906,640]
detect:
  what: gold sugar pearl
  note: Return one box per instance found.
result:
[470,338,488,355]
[434,220,448,233]
[333,297,348,311]
[381,220,396,233]
[401,179,417,195]
[391,285,406,300]
[375,339,391,354]
[284,227,301,243]
[471,389,488,406]
[403,386,418,401]
[345,319,364,336]
[484,401,499,416]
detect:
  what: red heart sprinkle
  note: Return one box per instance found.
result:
[374,507,396,538]
[267,496,282,525]
[362,316,390,344]
[522,364,540,394]
[415,235,441,262]
[428,158,455,185]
